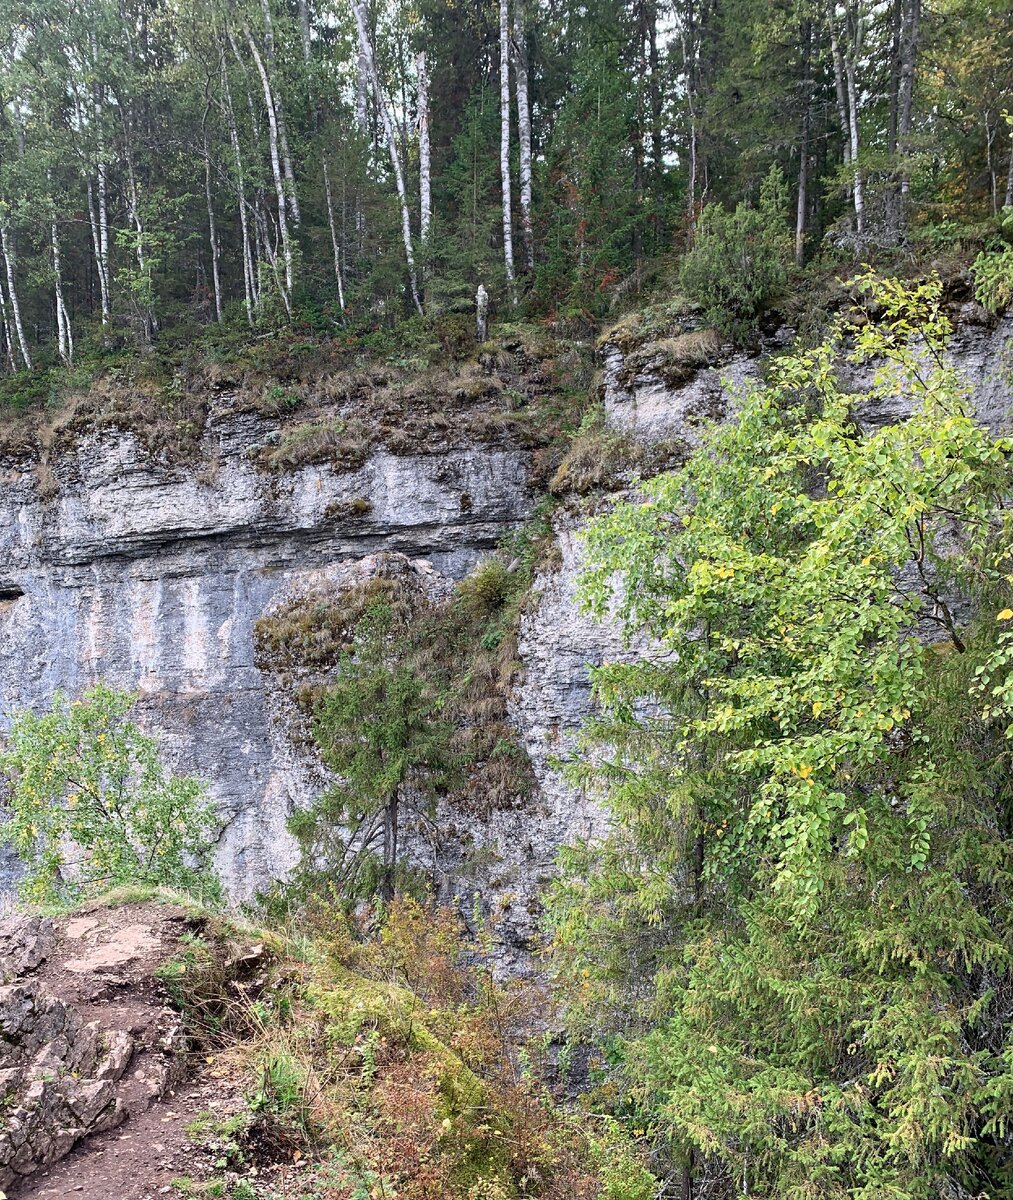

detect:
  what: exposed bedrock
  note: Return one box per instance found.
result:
[0,312,1010,937]
[0,402,534,898]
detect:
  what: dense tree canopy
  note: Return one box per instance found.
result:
[0,0,1008,367]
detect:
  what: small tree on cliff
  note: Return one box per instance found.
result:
[0,683,221,906]
[289,586,459,903]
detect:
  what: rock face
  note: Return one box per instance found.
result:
[0,311,1010,934]
[0,916,131,1190]
[602,309,1013,441]
[0,399,534,898]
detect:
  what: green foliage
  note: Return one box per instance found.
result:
[548,274,1013,1196]
[288,583,461,902]
[971,233,1013,315]
[679,166,793,337]
[1,683,222,906]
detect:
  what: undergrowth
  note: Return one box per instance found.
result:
[167,896,655,1200]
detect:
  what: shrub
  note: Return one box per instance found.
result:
[678,165,792,337]
[971,242,1013,315]
[0,683,222,906]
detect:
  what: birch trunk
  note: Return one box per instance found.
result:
[323,158,346,313]
[297,0,312,65]
[259,0,301,226]
[897,0,920,199]
[0,228,31,370]
[48,171,73,365]
[350,0,422,314]
[830,18,863,237]
[204,137,223,321]
[499,0,516,297]
[1005,130,1013,209]
[245,25,294,311]
[52,218,73,366]
[512,1,534,272]
[795,21,811,268]
[87,35,112,325]
[0,275,14,373]
[843,47,864,234]
[221,56,257,324]
[417,51,432,246]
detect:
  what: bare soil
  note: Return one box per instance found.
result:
[7,901,251,1200]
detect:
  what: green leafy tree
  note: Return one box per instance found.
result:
[1,683,222,906]
[288,584,459,902]
[678,164,793,336]
[548,274,1013,1196]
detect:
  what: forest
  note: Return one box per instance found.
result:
[0,0,1009,363]
[1,0,1013,1198]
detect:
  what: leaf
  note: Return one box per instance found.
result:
[998,609,1013,621]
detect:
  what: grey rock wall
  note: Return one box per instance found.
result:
[1,309,1009,937]
[0,400,534,899]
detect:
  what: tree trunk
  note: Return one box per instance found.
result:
[381,790,399,903]
[499,0,516,298]
[0,273,15,373]
[830,16,863,238]
[795,21,812,268]
[297,0,312,65]
[512,1,534,272]
[350,0,423,314]
[245,25,295,312]
[89,34,111,326]
[48,174,73,366]
[1005,129,1013,209]
[323,157,346,314]
[0,227,31,370]
[221,55,257,324]
[259,0,300,226]
[897,0,920,199]
[204,138,223,322]
[417,51,432,246]
[681,0,699,237]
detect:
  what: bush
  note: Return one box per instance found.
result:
[0,683,222,906]
[678,165,792,337]
[971,241,1013,315]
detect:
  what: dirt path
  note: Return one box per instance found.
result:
[3,901,250,1200]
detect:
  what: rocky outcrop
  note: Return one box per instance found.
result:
[0,398,534,898]
[0,309,1009,935]
[0,916,132,1190]
[602,307,1013,442]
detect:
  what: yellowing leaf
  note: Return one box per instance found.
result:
[998,609,1013,621]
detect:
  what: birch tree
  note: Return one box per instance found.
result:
[499,0,516,298]
[512,1,534,273]
[350,0,422,315]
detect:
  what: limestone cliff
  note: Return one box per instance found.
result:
[0,308,1010,960]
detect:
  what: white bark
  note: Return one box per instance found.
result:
[204,138,223,322]
[417,51,432,245]
[830,16,864,237]
[0,274,15,373]
[1006,129,1013,210]
[350,0,422,314]
[221,56,257,324]
[0,227,31,370]
[897,0,919,198]
[476,283,489,342]
[259,0,301,226]
[512,2,534,271]
[499,0,516,296]
[297,0,312,65]
[91,62,111,323]
[323,157,346,313]
[245,25,294,311]
[48,172,73,365]
[356,43,369,133]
